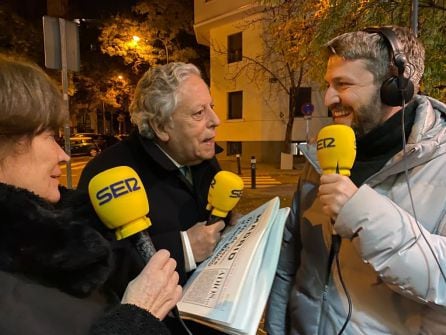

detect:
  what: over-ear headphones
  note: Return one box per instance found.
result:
[363,27,414,107]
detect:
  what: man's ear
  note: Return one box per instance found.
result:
[150,119,170,142]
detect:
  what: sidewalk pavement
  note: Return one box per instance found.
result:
[219,157,305,183]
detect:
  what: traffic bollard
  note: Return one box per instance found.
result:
[236,154,242,175]
[250,156,256,189]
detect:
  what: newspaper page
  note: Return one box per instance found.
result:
[178,197,289,335]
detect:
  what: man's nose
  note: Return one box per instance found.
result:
[324,86,340,107]
[208,108,220,127]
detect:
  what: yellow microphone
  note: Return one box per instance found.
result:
[88,166,156,261]
[206,171,244,225]
[316,124,356,176]
[316,124,356,254]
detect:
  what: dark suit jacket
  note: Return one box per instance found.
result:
[78,132,228,335]
[78,131,222,286]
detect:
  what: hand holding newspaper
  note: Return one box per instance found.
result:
[178,197,289,335]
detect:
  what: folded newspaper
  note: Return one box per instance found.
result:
[178,196,290,335]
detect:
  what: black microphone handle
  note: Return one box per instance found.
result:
[206,214,224,226]
[129,230,157,263]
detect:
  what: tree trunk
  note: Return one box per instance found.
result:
[283,63,305,153]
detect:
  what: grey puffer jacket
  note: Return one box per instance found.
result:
[266,95,446,335]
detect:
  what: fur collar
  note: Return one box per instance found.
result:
[0,183,113,297]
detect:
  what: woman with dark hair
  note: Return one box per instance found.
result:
[0,54,181,335]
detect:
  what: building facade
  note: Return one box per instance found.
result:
[194,0,332,166]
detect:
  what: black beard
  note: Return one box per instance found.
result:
[351,90,383,137]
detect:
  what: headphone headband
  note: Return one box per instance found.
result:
[363,26,414,106]
[363,27,407,72]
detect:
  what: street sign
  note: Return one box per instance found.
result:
[43,16,80,71]
[301,103,314,116]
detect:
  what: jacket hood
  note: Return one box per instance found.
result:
[408,95,446,144]
[0,183,113,297]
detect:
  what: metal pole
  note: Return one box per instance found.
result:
[165,42,169,64]
[59,18,72,189]
[411,0,419,36]
[236,154,242,175]
[102,101,107,134]
[250,156,256,189]
[305,116,311,143]
[110,111,113,135]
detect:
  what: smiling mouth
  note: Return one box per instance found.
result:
[331,106,353,119]
[333,111,352,118]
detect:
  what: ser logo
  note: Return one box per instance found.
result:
[230,189,243,198]
[317,137,335,150]
[96,177,141,206]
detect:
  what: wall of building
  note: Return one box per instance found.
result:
[195,0,332,164]
[194,0,259,44]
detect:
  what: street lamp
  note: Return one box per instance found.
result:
[132,34,169,64]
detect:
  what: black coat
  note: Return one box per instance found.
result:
[0,183,170,335]
[78,132,227,335]
[78,132,222,287]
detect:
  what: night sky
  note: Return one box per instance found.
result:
[5,0,140,20]
[69,0,139,18]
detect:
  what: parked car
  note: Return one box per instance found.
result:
[115,133,130,141]
[69,137,100,157]
[72,133,119,151]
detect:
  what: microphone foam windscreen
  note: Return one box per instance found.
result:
[88,166,152,239]
[316,124,356,176]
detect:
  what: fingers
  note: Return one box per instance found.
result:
[121,250,180,320]
[228,212,243,226]
[209,220,225,233]
[153,285,182,320]
[149,271,182,320]
[205,221,224,246]
[188,221,224,262]
[142,249,171,274]
[318,174,358,219]
[319,173,343,187]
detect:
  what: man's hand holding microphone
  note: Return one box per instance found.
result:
[317,124,357,221]
[87,166,244,318]
[187,171,244,263]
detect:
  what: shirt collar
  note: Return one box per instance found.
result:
[154,143,184,168]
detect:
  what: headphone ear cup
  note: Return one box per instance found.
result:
[380,76,415,107]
